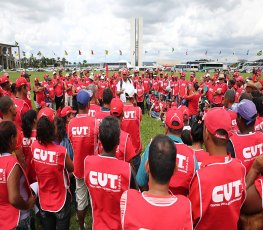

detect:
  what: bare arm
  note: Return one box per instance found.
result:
[65,153,74,173]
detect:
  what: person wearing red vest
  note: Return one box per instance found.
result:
[16,77,32,109]
[0,75,12,97]
[95,88,112,123]
[68,89,99,230]
[213,74,228,107]
[137,108,196,196]
[189,117,209,167]
[227,99,263,173]
[45,77,56,109]
[0,121,35,230]
[135,80,145,114]
[87,84,101,118]
[189,108,246,230]
[32,107,74,229]
[21,110,37,184]
[53,73,64,110]
[178,73,187,105]
[97,76,109,104]
[121,134,193,230]
[33,78,45,110]
[64,73,73,107]
[121,86,142,171]
[234,76,245,102]
[150,97,161,119]
[84,116,136,230]
[170,75,179,106]
[254,96,263,132]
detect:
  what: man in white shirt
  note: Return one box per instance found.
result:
[117,69,135,103]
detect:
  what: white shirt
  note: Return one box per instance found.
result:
[117,79,134,103]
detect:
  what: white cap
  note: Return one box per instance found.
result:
[53,71,56,75]
[125,85,136,98]
[89,75,94,81]
[100,76,105,80]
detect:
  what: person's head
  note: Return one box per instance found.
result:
[146,134,176,185]
[125,85,135,103]
[164,108,184,136]
[0,76,11,91]
[181,129,192,146]
[218,74,225,83]
[87,84,97,100]
[0,121,17,154]
[102,88,113,105]
[228,79,236,89]
[234,99,257,132]
[0,96,16,121]
[223,89,236,108]
[191,117,204,144]
[236,76,244,87]
[16,77,28,97]
[203,108,232,152]
[77,89,92,112]
[253,96,263,117]
[99,116,120,153]
[37,109,55,146]
[54,116,67,143]
[122,69,128,81]
[10,83,17,96]
[193,82,199,92]
[24,73,31,82]
[22,110,37,138]
[110,98,124,120]
[60,106,76,123]
[239,92,253,102]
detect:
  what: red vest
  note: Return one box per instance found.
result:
[179,80,187,97]
[153,102,161,112]
[142,78,150,93]
[35,85,45,104]
[194,149,209,168]
[65,80,73,96]
[191,156,246,230]
[84,155,130,230]
[54,81,63,97]
[121,105,142,154]
[95,109,110,124]
[169,143,195,196]
[88,103,101,118]
[0,155,31,230]
[230,131,263,172]
[122,190,193,230]
[136,85,144,102]
[22,130,37,183]
[32,141,69,212]
[68,114,98,178]
[13,98,30,129]
[45,84,55,100]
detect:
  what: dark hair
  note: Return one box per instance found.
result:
[11,83,17,95]
[54,116,67,143]
[168,127,183,135]
[103,88,113,105]
[238,113,257,127]
[77,102,87,110]
[228,79,236,87]
[0,96,14,115]
[191,118,204,143]
[253,96,263,116]
[251,90,262,99]
[149,134,176,184]
[22,110,37,138]
[210,129,229,146]
[99,116,120,152]
[239,92,253,102]
[17,84,27,93]
[181,129,192,146]
[193,82,199,91]
[36,116,55,145]
[0,121,17,153]
[224,89,235,104]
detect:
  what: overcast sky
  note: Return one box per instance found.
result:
[0,0,262,63]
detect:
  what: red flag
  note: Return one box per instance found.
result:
[106,64,109,78]
[91,50,94,55]
[79,50,82,55]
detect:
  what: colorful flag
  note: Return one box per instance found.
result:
[246,50,249,55]
[22,51,26,56]
[65,50,68,56]
[219,50,222,55]
[105,50,109,55]
[37,51,42,56]
[172,48,175,52]
[91,50,94,55]
[257,50,262,56]
[79,50,82,55]
[119,50,122,55]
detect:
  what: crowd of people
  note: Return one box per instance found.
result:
[0,66,263,230]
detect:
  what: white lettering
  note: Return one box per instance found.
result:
[243,144,263,159]
[177,154,186,169]
[89,171,119,189]
[33,148,57,164]
[72,127,89,136]
[124,111,136,119]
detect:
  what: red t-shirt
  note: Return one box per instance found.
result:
[184,93,200,116]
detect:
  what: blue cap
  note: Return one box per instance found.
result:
[233,99,257,125]
[77,89,92,105]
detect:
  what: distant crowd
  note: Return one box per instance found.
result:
[0,66,263,230]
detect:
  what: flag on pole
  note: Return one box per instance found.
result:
[79,50,82,55]
[119,50,122,55]
[91,50,94,55]
[31,53,34,58]
[172,48,175,52]
[64,50,68,56]
[186,50,188,55]
[219,50,222,55]
[22,51,26,56]
[37,51,42,56]
[52,51,56,56]
[14,51,19,57]
[145,50,148,54]
[105,50,109,55]
[15,41,18,46]
[205,50,207,56]
[257,50,262,56]
[246,50,249,55]
[233,51,235,55]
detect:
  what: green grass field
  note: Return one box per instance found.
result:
[1,70,252,229]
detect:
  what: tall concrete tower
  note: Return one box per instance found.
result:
[130,17,143,67]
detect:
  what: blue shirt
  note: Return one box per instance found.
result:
[136,134,199,187]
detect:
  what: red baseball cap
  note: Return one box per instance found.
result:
[122,69,128,75]
[236,76,244,83]
[178,105,190,121]
[37,107,55,122]
[180,72,186,77]
[16,77,28,88]
[60,106,76,117]
[165,108,184,130]
[204,108,232,139]
[110,98,124,117]
[0,76,10,85]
